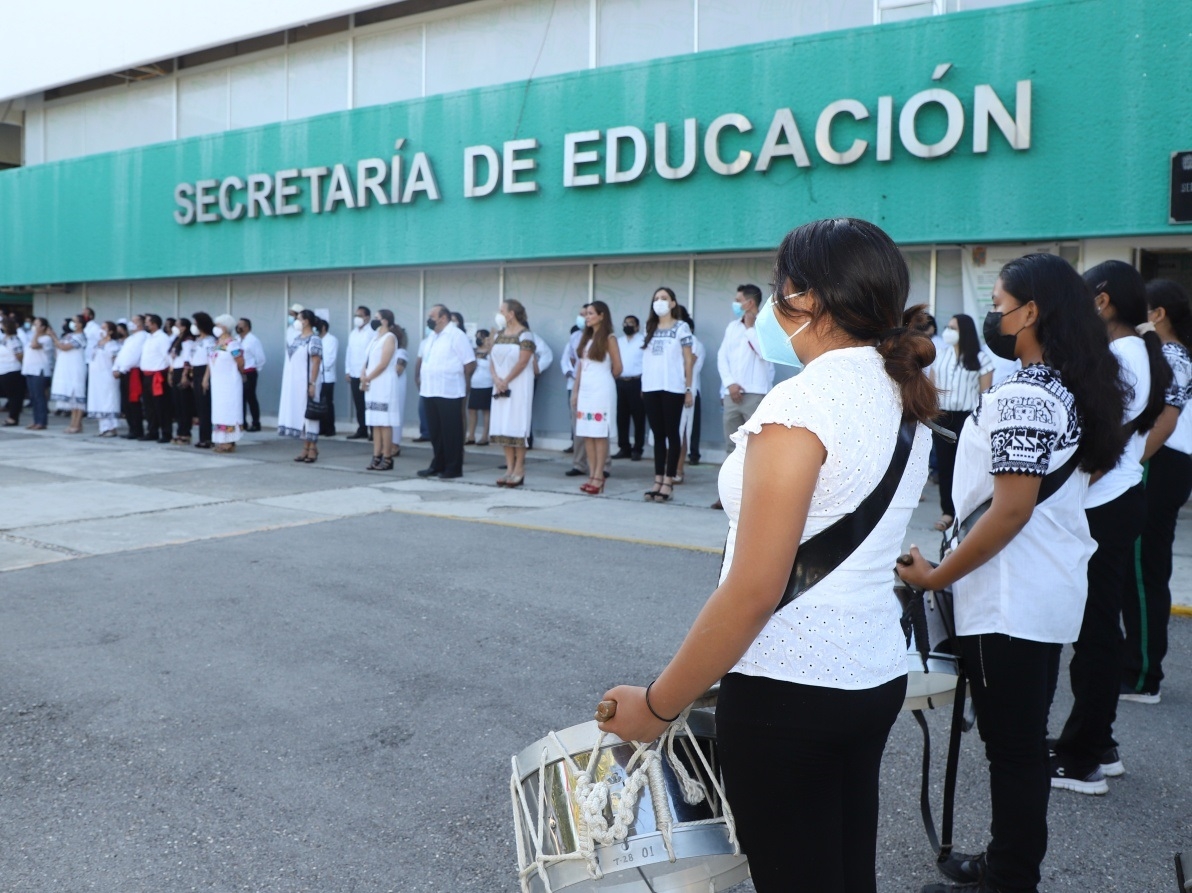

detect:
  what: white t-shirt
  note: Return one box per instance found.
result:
[641,321,693,394]
[21,334,54,377]
[1160,341,1192,455]
[951,364,1094,643]
[418,324,476,399]
[1086,336,1150,508]
[932,344,994,412]
[718,346,931,690]
[0,334,23,375]
[321,332,339,383]
[617,331,645,377]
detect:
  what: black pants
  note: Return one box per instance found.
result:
[142,372,169,440]
[642,390,685,477]
[715,672,905,893]
[688,392,702,462]
[318,381,336,436]
[615,376,646,454]
[425,396,465,476]
[171,370,194,439]
[349,376,369,436]
[963,633,1062,893]
[243,369,261,428]
[1,370,25,422]
[932,409,970,517]
[120,373,143,438]
[1125,449,1192,692]
[194,374,212,443]
[1051,483,1146,772]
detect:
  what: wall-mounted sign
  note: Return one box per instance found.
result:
[1172,151,1192,224]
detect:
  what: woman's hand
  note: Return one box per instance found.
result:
[684,391,694,408]
[570,393,578,411]
[595,685,670,743]
[895,546,938,590]
[307,383,316,397]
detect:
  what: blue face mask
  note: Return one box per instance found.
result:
[731,301,746,319]
[756,294,810,369]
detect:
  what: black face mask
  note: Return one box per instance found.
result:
[623,325,637,336]
[983,304,1027,360]
[426,317,438,331]
[370,319,382,331]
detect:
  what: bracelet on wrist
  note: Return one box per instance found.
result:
[645,680,681,723]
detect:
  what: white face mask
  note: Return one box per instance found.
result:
[293,318,304,331]
[652,299,671,317]
[171,326,180,336]
[68,320,78,332]
[354,316,366,329]
[494,311,507,329]
[190,324,200,336]
[213,326,225,338]
[942,327,960,345]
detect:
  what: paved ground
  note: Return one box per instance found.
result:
[1,426,1189,892]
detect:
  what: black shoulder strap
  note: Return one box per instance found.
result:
[774,416,918,613]
[958,450,1079,538]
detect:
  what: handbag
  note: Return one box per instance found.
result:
[303,345,328,421]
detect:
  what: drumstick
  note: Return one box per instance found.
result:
[594,700,617,722]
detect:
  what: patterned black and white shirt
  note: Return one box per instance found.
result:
[1161,341,1192,410]
[972,363,1082,477]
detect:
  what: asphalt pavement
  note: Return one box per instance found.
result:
[1,427,1189,892]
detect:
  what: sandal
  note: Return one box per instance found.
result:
[653,482,674,503]
[496,475,510,487]
[505,475,524,488]
[933,514,954,531]
[672,474,685,484]
[387,445,401,459]
[581,477,605,495]
[644,475,664,501]
[304,448,319,464]
[367,456,383,471]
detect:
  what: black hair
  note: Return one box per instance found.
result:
[145,314,162,328]
[1146,279,1192,349]
[772,217,938,424]
[999,254,1127,474]
[917,313,937,335]
[378,308,396,327]
[737,284,763,306]
[476,328,491,348]
[356,305,371,318]
[238,317,253,330]
[643,286,677,348]
[623,315,640,326]
[951,313,983,371]
[191,311,215,336]
[1084,260,1172,436]
[673,303,695,333]
[171,318,194,356]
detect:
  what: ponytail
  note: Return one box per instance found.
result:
[1146,279,1192,349]
[1132,330,1174,434]
[877,305,940,425]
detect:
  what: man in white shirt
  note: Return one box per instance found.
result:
[113,315,148,439]
[345,304,376,439]
[613,314,646,460]
[415,305,476,479]
[139,314,173,443]
[82,307,101,362]
[236,317,266,431]
[316,318,340,437]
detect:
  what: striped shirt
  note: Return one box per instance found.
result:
[933,344,993,412]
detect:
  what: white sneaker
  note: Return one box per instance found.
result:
[1119,689,1160,704]
[1051,760,1110,795]
[1100,747,1125,778]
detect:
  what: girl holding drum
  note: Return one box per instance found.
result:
[599,218,938,893]
[897,254,1127,893]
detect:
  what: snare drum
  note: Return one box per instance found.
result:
[510,711,748,893]
[900,586,961,711]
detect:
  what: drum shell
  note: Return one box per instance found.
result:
[900,586,960,711]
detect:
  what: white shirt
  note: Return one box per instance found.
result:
[21,334,54,376]
[690,335,706,396]
[83,319,102,362]
[951,364,1094,643]
[0,334,22,375]
[320,332,339,383]
[189,335,215,368]
[717,319,774,397]
[617,331,645,377]
[531,332,553,376]
[1162,341,1192,455]
[345,323,375,378]
[932,344,994,412]
[641,321,693,395]
[114,329,148,374]
[418,324,476,399]
[719,346,931,689]
[140,329,171,373]
[562,330,582,391]
[17,326,32,348]
[1086,336,1150,508]
[471,352,494,389]
[240,332,266,371]
[171,339,192,370]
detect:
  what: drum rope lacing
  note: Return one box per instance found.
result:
[510,712,741,893]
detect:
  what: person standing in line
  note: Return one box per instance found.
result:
[0,317,24,426]
[412,326,433,443]
[204,314,246,454]
[1045,261,1171,794]
[316,318,339,437]
[715,284,775,509]
[278,309,324,463]
[526,329,554,451]
[49,313,88,434]
[613,314,646,461]
[86,320,121,437]
[113,314,148,440]
[467,329,493,446]
[189,312,217,449]
[139,314,172,443]
[673,305,705,483]
[928,313,993,530]
[561,308,585,466]
[489,300,536,487]
[899,253,1127,893]
[345,304,375,440]
[82,307,101,358]
[21,317,54,430]
[389,323,409,460]
[641,287,695,502]
[1123,279,1192,704]
[16,314,33,349]
[571,301,622,495]
[237,318,266,432]
[360,309,399,470]
[169,319,196,444]
[285,303,304,346]
[415,304,476,480]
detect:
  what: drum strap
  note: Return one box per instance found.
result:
[956,452,1079,539]
[911,668,968,863]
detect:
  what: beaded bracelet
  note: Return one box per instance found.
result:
[645,680,681,723]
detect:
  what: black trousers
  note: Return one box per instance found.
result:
[716,672,905,893]
[0,369,25,422]
[615,376,646,454]
[142,372,169,440]
[318,381,336,436]
[120,373,143,438]
[349,376,369,436]
[425,396,465,476]
[1050,483,1146,772]
[963,634,1061,893]
[171,370,194,439]
[932,409,970,517]
[688,391,702,462]
[243,369,261,427]
[642,390,685,477]
[194,375,212,443]
[1125,449,1192,692]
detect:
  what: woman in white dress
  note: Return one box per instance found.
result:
[49,313,88,433]
[86,321,122,437]
[360,310,399,471]
[390,323,409,460]
[278,309,324,463]
[571,300,622,495]
[203,314,246,454]
[489,300,536,487]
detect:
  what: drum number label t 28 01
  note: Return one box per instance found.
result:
[612,845,656,866]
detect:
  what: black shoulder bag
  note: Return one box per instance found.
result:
[304,342,328,422]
